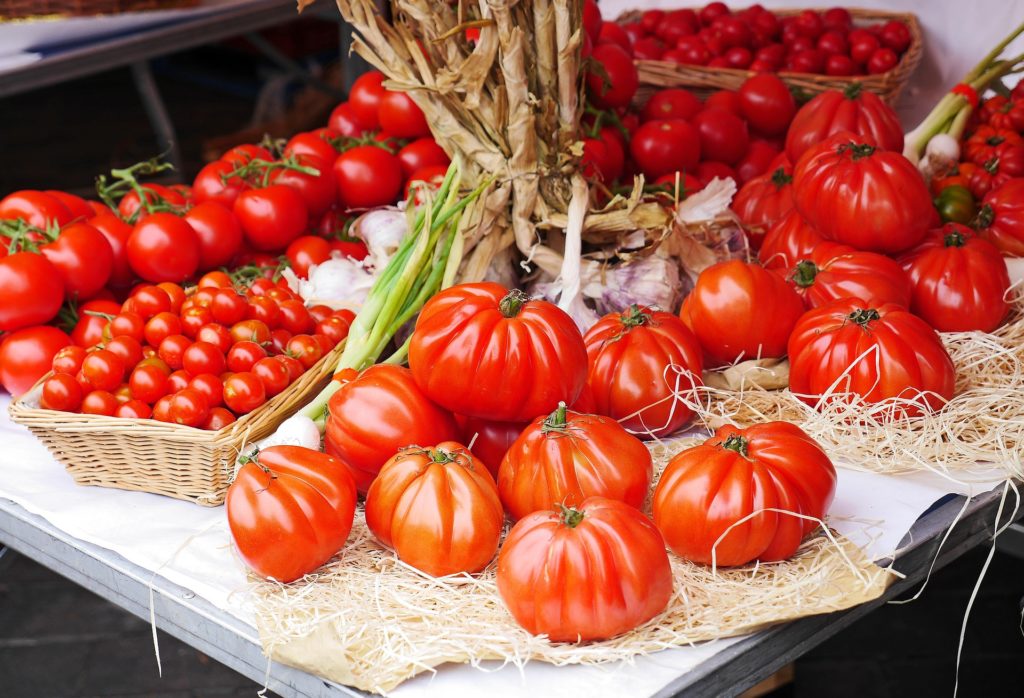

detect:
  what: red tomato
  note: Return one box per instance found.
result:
[227,341,268,373]
[0,326,72,396]
[975,178,1024,256]
[867,47,898,74]
[115,400,151,419]
[785,242,912,309]
[455,415,526,480]
[106,335,143,369]
[188,373,223,408]
[117,185,186,222]
[404,165,449,201]
[640,88,702,122]
[271,157,337,219]
[848,30,880,63]
[695,161,736,187]
[184,201,243,270]
[233,185,308,252]
[70,299,120,347]
[582,0,603,43]
[277,300,313,336]
[980,96,1024,132]
[107,312,146,342]
[408,283,587,422]
[347,71,386,129]
[227,445,357,582]
[127,213,201,283]
[87,213,134,288]
[396,138,450,179]
[704,89,743,117]
[587,43,638,109]
[657,9,698,44]
[251,356,289,397]
[583,305,703,438]
[81,390,118,416]
[630,120,701,179]
[328,102,369,137]
[324,365,460,493]
[496,496,672,642]
[209,289,247,326]
[691,108,749,165]
[230,319,271,346]
[793,133,932,254]
[129,363,170,404]
[39,222,113,299]
[285,334,322,369]
[165,369,190,393]
[192,160,249,208]
[364,442,503,576]
[498,404,652,521]
[145,311,183,347]
[738,73,796,137]
[732,165,794,249]
[203,406,236,430]
[333,145,403,210]
[788,298,956,415]
[681,259,804,366]
[898,223,1010,333]
[377,90,430,138]
[223,371,267,414]
[52,345,86,375]
[41,373,84,412]
[785,84,904,163]
[633,36,665,59]
[182,341,226,377]
[283,131,339,169]
[285,236,330,279]
[0,190,73,228]
[0,252,64,331]
[157,334,191,370]
[220,144,272,168]
[169,388,210,427]
[130,285,172,319]
[653,422,837,566]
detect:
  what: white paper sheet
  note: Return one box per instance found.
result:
[0,393,1008,697]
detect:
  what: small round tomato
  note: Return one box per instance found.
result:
[284,130,339,168]
[738,73,796,137]
[198,270,234,288]
[275,354,304,383]
[377,90,430,138]
[192,160,249,208]
[151,395,174,421]
[81,390,118,416]
[157,334,191,370]
[269,328,292,355]
[130,285,172,319]
[156,282,186,313]
[105,336,144,368]
[127,213,201,283]
[70,299,120,347]
[271,156,337,219]
[180,306,215,339]
[333,146,403,210]
[276,300,313,335]
[52,345,87,375]
[246,295,280,328]
[169,388,210,427]
[223,372,267,414]
[316,314,353,345]
[195,323,233,354]
[347,71,386,129]
[41,373,84,412]
[230,319,271,346]
[285,236,331,279]
[587,43,638,110]
[188,373,224,407]
[182,341,226,377]
[396,138,450,178]
[286,334,323,369]
[144,312,183,348]
[203,406,236,430]
[210,288,248,326]
[115,399,152,419]
[233,185,309,252]
[81,350,125,392]
[227,341,268,373]
[640,88,702,122]
[630,120,701,179]
[166,369,191,393]
[129,363,170,404]
[252,356,290,397]
[184,201,244,270]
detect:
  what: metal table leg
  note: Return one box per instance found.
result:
[130,61,184,172]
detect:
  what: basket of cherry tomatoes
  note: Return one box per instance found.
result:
[8,276,354,506]
[602,3,922,104]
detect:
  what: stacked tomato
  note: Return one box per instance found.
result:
[608,1,912,76]
[36,274,354,427]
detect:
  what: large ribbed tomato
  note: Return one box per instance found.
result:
[681,260,804,366]
[785,241,912,309]
[652,422,836,567]
[583,305,703,439]
[364,442,503,577]
[898,223,1011,333]
[496,496,672,642]
[731,165,795,250]
[788,298,956,415]
[497,403,652,521]
[324,365,459,493]
[226,446,357,583]
[758,210,825,271]
[456,415,527,479]
[793,132,932,254]
[785,83,903,163]
[974,178,1024,256]
[408,283,587,422]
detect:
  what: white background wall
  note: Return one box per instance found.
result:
[599,0,1024,127]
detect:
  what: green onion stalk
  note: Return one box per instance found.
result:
[300,158,489,429]
[904,20,1024,177]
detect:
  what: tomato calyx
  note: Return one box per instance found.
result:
[619,304,652,329]
[842,81,864,100]
[973,204,995,230]
[427,447,459,464]
[770,167,793,190]
[790,260,820,288]
[224,156,320,189]
[499,289,530,318]
[985,135,1005,147]
[95,157,177,223]
[0,218,56,254]
[582,103,630,142]
[326,132,400,156]
[944,230,968,247]
[847,308,881,327]
[542,401,570,433]
[557,503,586,529]
[229,257,290,286]
[982,157,1000,175]
[720,434,750,458]
[238,447,279,485]
[838,142,876,160]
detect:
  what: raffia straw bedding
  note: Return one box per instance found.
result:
[250,434,892,695]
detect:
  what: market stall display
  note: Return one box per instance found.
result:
[2,0,1024,695]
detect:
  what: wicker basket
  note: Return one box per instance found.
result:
[9,340,345,507]
[618,8,923,105]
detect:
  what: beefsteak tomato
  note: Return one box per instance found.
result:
[758,210,825,271]
[456,415,527,479]
[785,241,912,309]
[731,165,795,250]
[974,178,1024,256]
[785,83,903,163]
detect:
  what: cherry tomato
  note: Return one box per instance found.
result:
[187,373,224,408]
[268,328,292,355]
[105,336,144,368]
[81,390,118,416]
[738,73,796,137]
[52,345,86,375]
[284,131,340,168]
[640,89,702,123]
[252,356,290,397]
[70,299,119,347]
[333,146,403,210]
[78,349,123,392]
[198,270,233,288]
[867,47,898,74]
[117,185,186,223]
[396,138,450,178]
[178,306,211,339]
[246,295,280,328]
[347,71,386,129]
[151,395,174,421]
[220,144,272,168]
[275,354,304,383]
[223,372,267,414]
[167,388,209,427]
[130,285,172,319]
[233,185,308,252]
[115,399,152,419]
[127,213,200,283]
[880,20,911,53]
[630,120,701,179]
[129,363,170,404]
[105,312,145,343]
[328,101,370,137]
[230,319,271,346]
[691,108,749,165]
[285,236,330,279]
[227,341,268,373]
[184,201,243,270]
[192,160,249,208]
[271,157,337,219]
[276,300,313,335]
[143,311,182,347]
[183,341,226,377]
[704,89,743,117]
[586,43,638,110]
[41,373,84,412]
[203,406,236,430]
[377,90,430,138]
[207,288,246,326]
[156,282,186,314]
[848,30,880,64]
[157,334,191,370]
[285,334,322,369]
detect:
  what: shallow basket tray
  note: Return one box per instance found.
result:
[618,7,923,105]
[8,340,345,507]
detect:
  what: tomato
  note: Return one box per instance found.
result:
[114,400,151,419]
[866,47,898,74]
[52,345,86,375]
[156,334,190,370]
[192,160,249,208]
[233,185,308,252]
[227,341,267,373]
[738,74,796,137]
[375,90,429,138]
[455,415,526,479]
[788,298,956,415]
[129,363,170,404]
[248,356,287,397]
[582,0,603,43]
[408,283,587,422]
[186,373,222,408]
[497,496,672,642]
[690,108,749,166]
[497,403,652,521]
[347,71,386,129]
[653,422,837,566]
[732,165,794,249]
[393,137,449,179]
[246,295,280,328]
[276,300,313,336]
[364,442,502,576]
[284,334,322,369]
[166,388,208,427]
[785,242,912,309]
[0,326,71,396]
[583,305,703,438]
[332,146,403,210]
[586,43,638,110]
[980,96,1024,132]
[283,131,339,169]
[165,369,190,393]
[87,213,134,288]
[230,319,271,346]
[182,341,226,377]
[933,184,977,225]
[630,120,701,179]
[35,222,110,300]
[785,84,903,163]
[202,406,236,430]
[328,102,369,137]
[70,299,119,347]
[284,235,330,279]
[40,373,84,412]
[964,126,1021,166]
[271,158,337,220]
[0,251,64,331]
[227,445,357,582]
[198,270,233,288]
[898,223,1010,333]
[640,88,702,122]
[792,133,932,254]
[682,260,804,366]
[144,311,182,347]
[0,190,73,228]
[974,178,1024,256]
[127,213,200,283]
[324,365,459,492]
[105,335,143,369]
[80,390,118,416]
[205,289,244,327]
[183,201,243,270]
[223,371,267,414]
[117,185,186,223]
[107,312,146,343]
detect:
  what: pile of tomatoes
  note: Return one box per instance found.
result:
[601,1,912,76]
[35,274,354,427]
